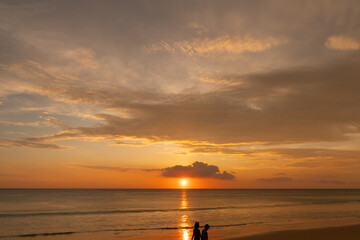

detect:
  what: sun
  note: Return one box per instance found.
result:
[181,179,187,187]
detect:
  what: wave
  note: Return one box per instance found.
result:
[0,206,236,217]
[0,222,260,238]
[10,232,75,238]
[2,199,359,218]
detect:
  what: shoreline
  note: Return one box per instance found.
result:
[2,223,360,240]
[224,224,360,240]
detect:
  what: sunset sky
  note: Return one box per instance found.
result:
[1,0,360,188]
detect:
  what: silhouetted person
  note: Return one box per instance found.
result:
[191,222,201,240]
[202,224,210,240]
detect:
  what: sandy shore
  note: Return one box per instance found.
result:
[225,224,360,240]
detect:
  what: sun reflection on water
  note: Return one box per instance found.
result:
[179,214,191,240]
[182,228,190,240]
[181,190,188,209]
[179,190,191,240]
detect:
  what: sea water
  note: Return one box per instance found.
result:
[0,189,360,239]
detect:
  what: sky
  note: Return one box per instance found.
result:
[1,0,360,188]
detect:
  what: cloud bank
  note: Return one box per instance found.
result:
[73,161,235,180]
[18,53,360,147]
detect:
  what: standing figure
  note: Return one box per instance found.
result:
[202,224,210,240]
[191,222,201,240]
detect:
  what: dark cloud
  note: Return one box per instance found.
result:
[257,177,293,183]
[161,161,235,180]
[314,180,346,185]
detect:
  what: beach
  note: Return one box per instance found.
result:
[226,224,360,240]
[109,223,360,239]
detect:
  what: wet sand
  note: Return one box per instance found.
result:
[225,224,360,240]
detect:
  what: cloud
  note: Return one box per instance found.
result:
[325,35,360,50]
[175,35,284,55]
[72,162,235,181]
[0,120,40,127]
[14,52,359,148]
[0,139,66,149]
[114,139,150,146]
[1,1,360,155]
[161,161,235,180]
[63,48,99,69]
[143,41,175,54]
[257,177,293,183]
[199,77,244,86]
[275,172,286,176]
[314,180,346,185]
[281,148,360,168]
[175,144,360,169]
[73,164,163,173]
[145,34,284,55]
[74,164,129,172]
[187,22,208,35]
[0,115,66,128]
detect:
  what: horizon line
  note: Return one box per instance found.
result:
[1,188,359,190]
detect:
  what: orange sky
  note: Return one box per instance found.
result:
[1,0,360,188]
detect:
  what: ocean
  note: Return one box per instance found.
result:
[0,189,359,240]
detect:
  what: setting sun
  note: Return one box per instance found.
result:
[181,179,188,187]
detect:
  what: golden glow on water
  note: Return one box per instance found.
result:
[180,190,188,209]
[182,228,190,240]
[179,214,191,240]
[179,190,191,240]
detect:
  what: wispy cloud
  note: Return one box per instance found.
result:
[74,164,130,172]
[0,115,67,128]
[0,120,40,127]
[257,177,293,183]
[63,48,99,69]
[325,35,360,50]
[314,180,346,185]
[145,34,284,55]
[0,139,66,149]
[175,35,284,55]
